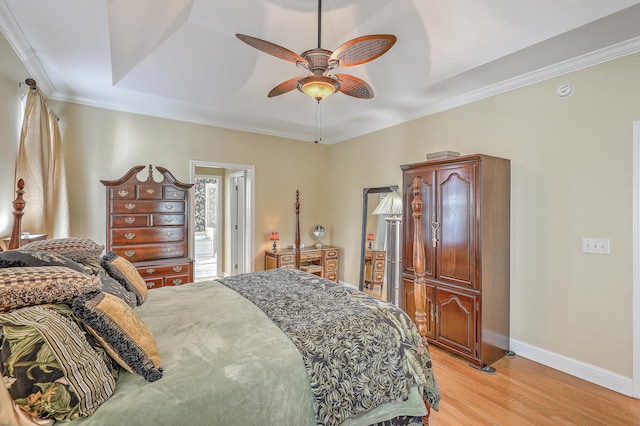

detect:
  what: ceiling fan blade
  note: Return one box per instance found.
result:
[330,34,397,67]
[335,74,374,99]
[236,34,307,64]
[268,77,301,98]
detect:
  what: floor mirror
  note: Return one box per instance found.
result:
[359,186,401,303]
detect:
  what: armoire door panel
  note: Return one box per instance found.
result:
[436,164,477,289]
[403,171,435,280]
[435,288,477,356]
[401,279,436,339]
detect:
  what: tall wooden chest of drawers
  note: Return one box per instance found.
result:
[101,165,194,289]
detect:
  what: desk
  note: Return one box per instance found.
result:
[265,246,339,282]
[0,233,48,251]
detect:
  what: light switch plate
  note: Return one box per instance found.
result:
[582,237,610,255]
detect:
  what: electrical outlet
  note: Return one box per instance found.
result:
[581,237,610,255]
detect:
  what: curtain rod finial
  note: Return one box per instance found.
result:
[25,78,36,89]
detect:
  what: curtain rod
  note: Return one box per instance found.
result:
[18,78,37,89]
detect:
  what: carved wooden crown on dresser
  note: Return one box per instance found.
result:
[101,165,194,289]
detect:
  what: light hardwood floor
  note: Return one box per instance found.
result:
[427,345,640,425]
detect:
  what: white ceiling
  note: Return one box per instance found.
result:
[2,0,640,144]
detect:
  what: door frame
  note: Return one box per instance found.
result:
[189,160,255,275]
[633,121,640,397]
[229,171,246,275]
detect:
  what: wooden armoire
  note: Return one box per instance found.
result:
[101,165,194,289]
[401,154,510,371]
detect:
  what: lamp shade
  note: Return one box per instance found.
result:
[372,192,402,216]
[298,76,341,102]
[270,232,279,241]
[367,233,375,241]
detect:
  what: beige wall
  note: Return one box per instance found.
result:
[47,101,331,273]
[329,53,640,377]
[1,29,638,381]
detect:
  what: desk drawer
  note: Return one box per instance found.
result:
[300,251,320,261]
[325,259,338,271]
[279,254,294,267]
[325,271,338,282]
[324,249,338,259]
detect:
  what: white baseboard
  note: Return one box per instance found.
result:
[509,338,633,397]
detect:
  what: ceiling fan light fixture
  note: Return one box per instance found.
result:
[298,76,341,102]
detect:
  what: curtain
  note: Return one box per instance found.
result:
[14,87,69,238]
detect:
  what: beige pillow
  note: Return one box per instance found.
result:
[102,254,147,305]
[72,291,162,382]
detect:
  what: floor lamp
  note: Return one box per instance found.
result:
[372,191,402,306]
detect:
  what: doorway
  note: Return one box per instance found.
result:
[190,160,255,279]
[193,174,221,280]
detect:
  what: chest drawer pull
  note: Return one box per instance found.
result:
[166,247,174,253]
[124,233,136,240]
[173,266,182,272]
[146,189,155,194]
[118,190,129,197]
[124,217,136,224]
[124,250,135,257]
[164,205,174,211]
[172,279,183,285]
[146,268,155,274]
[125,203,136,210]
[171,192,180,198]
[165,231,173,237]
[164,217,174,223]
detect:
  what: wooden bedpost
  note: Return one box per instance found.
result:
[412,178,428,345]
[412,177,432,426]
[8,179,26,250]
[294,190,301,269]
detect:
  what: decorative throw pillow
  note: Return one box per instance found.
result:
[0,266,101,312]
[102,252,147,305]
[20,238,105,261]
[76,256,108,275]
[0,249,85,273]
[0,304,117,421]
[72,291,163,382]
[99,274,137,308]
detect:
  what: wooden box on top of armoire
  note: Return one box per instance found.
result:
[101,164,194,289]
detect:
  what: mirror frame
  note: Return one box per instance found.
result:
[359,185,398,292]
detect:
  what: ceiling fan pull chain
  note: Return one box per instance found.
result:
[315,101,322,144]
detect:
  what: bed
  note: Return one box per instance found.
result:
[0,179,440,425]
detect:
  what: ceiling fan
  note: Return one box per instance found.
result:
[236,0,396,102]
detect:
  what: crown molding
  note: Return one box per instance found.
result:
[0,0,54,95]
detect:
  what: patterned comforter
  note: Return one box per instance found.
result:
[219,269,440,426]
